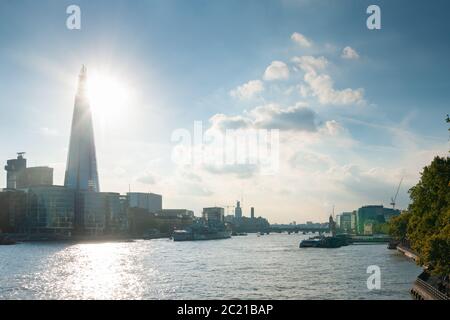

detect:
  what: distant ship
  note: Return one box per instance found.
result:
[172,221,231,241]
[231,232,248,236]
[299,234,350,248]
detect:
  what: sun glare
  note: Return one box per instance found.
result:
[86,71,131,121]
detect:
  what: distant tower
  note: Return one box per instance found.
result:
[329,214,336,237]
[64,65,100,192]
[250,207,255,219]
[4,153,27,189]
[235,200,242,219]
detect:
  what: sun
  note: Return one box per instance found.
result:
[86,71,131,121]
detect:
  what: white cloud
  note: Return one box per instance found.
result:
[210,103,317,132]
[324,120,344,136]
[209,114,252,131]
[341,46,360,60]
[292,56,328,73]
[263,60,289,81]
[291,32,312,48]
[292,55,365,106]
[230,80,264,100]
[304,72,365,105]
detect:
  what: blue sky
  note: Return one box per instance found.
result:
[0,0,449,223]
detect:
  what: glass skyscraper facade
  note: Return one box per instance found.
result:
[64,65,100,192]
[26,186,75,235]
[77,191,127,236]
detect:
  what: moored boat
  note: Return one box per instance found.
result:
[173,221,231,242]
[299,235,348,248]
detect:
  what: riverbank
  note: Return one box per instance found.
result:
[396,244,449,300]
[396,244,419,262]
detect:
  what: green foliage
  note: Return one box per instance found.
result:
[406,156,450,276]
[447,114,450,135]
[370,222,388,234]
[389,212,411,240]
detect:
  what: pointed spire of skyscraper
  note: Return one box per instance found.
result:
[64,65,100,192]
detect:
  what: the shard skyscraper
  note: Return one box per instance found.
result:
[64,65,100,192]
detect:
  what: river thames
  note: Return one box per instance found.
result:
[0,234,421,300]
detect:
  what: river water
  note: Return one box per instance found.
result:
[0,233,421,300]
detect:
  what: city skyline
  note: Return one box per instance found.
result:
[1,1,449,223]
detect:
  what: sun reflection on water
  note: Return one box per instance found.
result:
[51,242,149,299]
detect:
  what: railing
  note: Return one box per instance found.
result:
[415,278,450,300]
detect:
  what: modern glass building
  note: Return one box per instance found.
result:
[356,205,400,234]
[25,187,127,236]
[234,201,242,219]
[64,65,100,192]
[77,191,128,236]
[203,207,225,222]
[26,186,75,235]
[339,212,353,233]
[0,189,27,233]
[127,192,162,213]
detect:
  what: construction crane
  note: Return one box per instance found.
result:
[390,177,403,209]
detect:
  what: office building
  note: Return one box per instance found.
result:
[234,201,242,219]
[17,166,53,189]
[64,65,100,192]
[339,212,353,233]
[26,186,75,235]
[202,207,225,223]
[0,189,27,233]
[4,153,27,189]
[5,153,53,190]
[127,192,162,213]
[77,191,127,236]
[356,205,400,234]
[383,208,401,222]
[158,209,194,219]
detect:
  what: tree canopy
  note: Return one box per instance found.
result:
[389,156,450,276]
[389,116,450,276]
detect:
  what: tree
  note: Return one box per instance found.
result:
[373,222,389,234]
[447,114,450,136]
[389,211,411,241]
[407,156,450,275]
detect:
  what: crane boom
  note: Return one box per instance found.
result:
[390,177,403,209]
